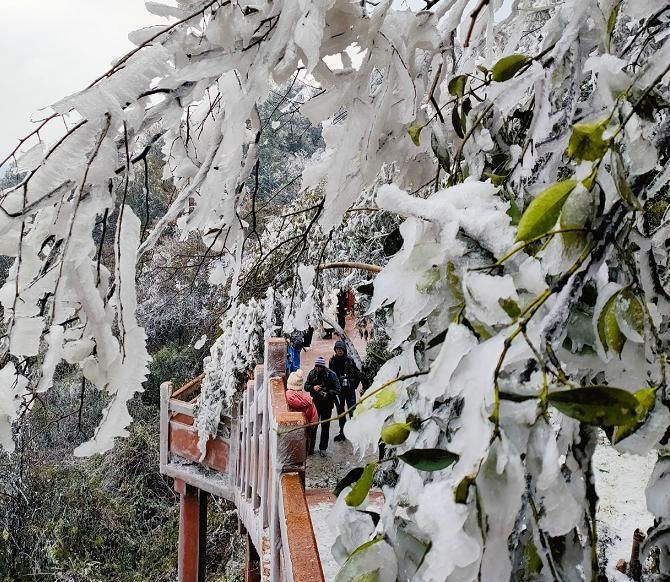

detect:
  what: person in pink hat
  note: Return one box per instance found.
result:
[285,369,318,455]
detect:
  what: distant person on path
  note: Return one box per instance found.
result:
[305,356,341,457]
[285,370,318,455]
[323,291,338,339]
[337,289,347,330]
[287,330,310,373]
[329,339,361,442]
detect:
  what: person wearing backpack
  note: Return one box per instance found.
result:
[329,339,360,442]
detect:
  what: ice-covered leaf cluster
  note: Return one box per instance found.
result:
[1,0,670,578]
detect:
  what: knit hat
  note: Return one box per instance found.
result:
[334,339,346,352]
[287,370,305,390]
[314,356,326,367]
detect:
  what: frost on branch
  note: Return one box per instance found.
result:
[1,0,670,579]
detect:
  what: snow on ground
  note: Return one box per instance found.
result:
[593,439,656,580]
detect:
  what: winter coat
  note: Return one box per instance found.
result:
[285,389,318,424]
[305,367,341,409]
[329,341,360,394]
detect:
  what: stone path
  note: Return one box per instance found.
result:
[297,318,379,578]
[298,317,371,490]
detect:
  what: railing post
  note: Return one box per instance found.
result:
[160,381,173,471]
[245,532,261,582]
[198,490,208,582]
[264,337,287,379]
[175,478,206,582]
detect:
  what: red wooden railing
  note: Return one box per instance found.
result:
[160,337,324,582]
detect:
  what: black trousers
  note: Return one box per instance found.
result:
[312,402,334,452]
[337,389,356,433]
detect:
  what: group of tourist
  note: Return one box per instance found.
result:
[285,339,360,457]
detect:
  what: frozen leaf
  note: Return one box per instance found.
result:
[448,75,467,97]
[335,467,365,497]
[491,54,530,82]
[560,184,594,249]
[499,298,521,320]
[516,180,577,242]
[614,288,645,343]
[566,118,610,162]
[606,0,622,52]
[451,105,464,139]
[194,334,207,350]
[454,475,475,504]
[381,422,412,445]
[371,386,396,409]
[548,386,638,427]
[431,125,451,171]
[351,571,379,582]
[345,462,377,506]
[612,386,657,443]
[335,537,397,582]
[597,291,626,355]
[398,448,458,471]
[407,122,423,146]
[416,266,441,294]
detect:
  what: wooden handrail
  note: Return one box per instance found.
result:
[171,372,205,401]
[161,337,326,582]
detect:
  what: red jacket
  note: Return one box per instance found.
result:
[285,389,318,424]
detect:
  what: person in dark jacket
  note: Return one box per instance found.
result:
[329,339,361,442]
[304,356,341,456]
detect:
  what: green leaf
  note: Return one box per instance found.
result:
[448,75,467,97]
[491,54,530,82]
[345,462,377,506]
[524,539,544,575]
[516,180,578,242]
[499,298,521,320]
[381,422,412,445]
[548,386,639,427]
[407,122,423,146]
[452,105,465,139]
[597,291,626,355]
[398,448,459,471]
[612,386,657,443]
[446,262,464,302]
[506,197,522,225]
[372,386,396,409]
[566,118,610,162]
[607,0,622,52]
[334,467,365,497]
[454,476,475,504]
